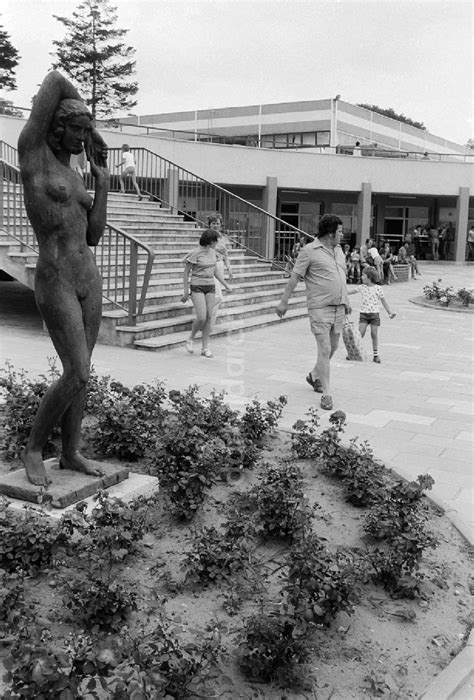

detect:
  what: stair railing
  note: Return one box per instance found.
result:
[1,151,154,324]
[105,146,311,266]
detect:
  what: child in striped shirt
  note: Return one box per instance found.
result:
[347,267,396,363]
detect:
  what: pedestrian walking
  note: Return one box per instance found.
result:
[182,228,231,358]
[116,144,141,200]
[275,214,351,411]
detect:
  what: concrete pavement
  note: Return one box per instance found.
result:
[1,261,473,698]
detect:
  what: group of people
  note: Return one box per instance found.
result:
[276,216,396,411]
[412,223,455,262]
[343,239,401,285]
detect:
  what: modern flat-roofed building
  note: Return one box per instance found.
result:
[121,98,467,156]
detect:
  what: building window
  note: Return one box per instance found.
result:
[316,131,330,146]
[332,203,356,234]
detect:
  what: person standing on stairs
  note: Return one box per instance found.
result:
[116,144,141,200]
[18,70,109,486]
[275,214,351,411]
[208,213,233,331]
[182,228,232,358]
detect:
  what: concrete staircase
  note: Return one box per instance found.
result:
[1,190,307,350]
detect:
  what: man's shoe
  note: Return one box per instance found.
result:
[320,395,333,411]
[306,373,323,393]
[373,356,381,363]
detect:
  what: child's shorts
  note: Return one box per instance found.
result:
[359,312,380,326]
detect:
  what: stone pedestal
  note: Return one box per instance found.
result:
[0,458,129,509]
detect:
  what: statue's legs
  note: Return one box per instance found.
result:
[22,276,103,485]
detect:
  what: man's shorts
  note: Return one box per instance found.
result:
[190,284,215,295]
[309,305,345,335]
[359,312,380,326]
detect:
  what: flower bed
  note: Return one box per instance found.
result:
[0,366,471,698]
[422,279,474,310]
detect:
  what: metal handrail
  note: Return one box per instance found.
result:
[106,146,310,265]
[1,153,154,324]
[96,223,155,321]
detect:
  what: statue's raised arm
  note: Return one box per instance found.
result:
[18,71,83,166]
[18,71,109,487]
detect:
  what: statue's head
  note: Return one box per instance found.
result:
[47,99,92,153]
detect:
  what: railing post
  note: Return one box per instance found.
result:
[262,176,278,259]
[0,162,4,230]
[165,167,179,214]
[128,241,138,324]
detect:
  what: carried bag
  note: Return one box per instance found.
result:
[342,317,368,362]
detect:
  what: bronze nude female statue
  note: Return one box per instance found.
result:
[18,71,110,486]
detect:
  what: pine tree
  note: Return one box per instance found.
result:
[0,24,20,91]
[51,0,138,119]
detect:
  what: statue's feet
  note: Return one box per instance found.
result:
[59,452,104,478]
[22,449,52,486]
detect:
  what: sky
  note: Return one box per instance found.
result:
[2,0,473,145]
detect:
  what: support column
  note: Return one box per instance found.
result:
[165,168,179,214]
[356,181,372,247]
[262,176,278,260]
[454,187,470,262]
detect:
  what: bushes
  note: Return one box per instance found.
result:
[0,363,443,696]
[292,408,438,595]
[281,533,355,626]
[252,462,316,540]
[0,505,62,574]
[86,379,167,461]
[0,360,60,461]
[238,613,310,686]
[423,279,473,307]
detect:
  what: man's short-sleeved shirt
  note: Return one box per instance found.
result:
[293,240,348,309]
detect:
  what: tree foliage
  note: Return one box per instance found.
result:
[51,0,138,119]
[357,103,426,131]
[0,24,20,91]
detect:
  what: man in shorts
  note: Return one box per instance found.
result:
[276,214,351,411]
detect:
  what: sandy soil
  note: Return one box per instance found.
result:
[1,432,472,699]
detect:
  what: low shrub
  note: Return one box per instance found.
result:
[457,287,474,306]
[64,576,138,632]
[240,395,288,445]
[0,505,62,574]
[183,517,255,586]
[252,462,316,540]
[86,379,166,461]
[148,419,218,520]
[0,360,60,461]
[281,533,354,626]
[105,617,228,699]
[364,475,438,594]
[291,407,321,459]
[238,613,311,686]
